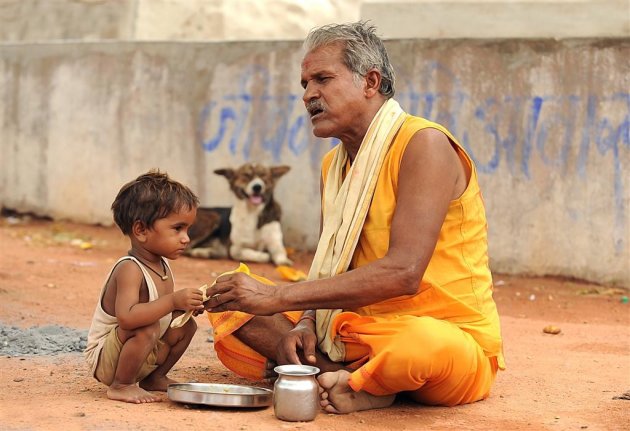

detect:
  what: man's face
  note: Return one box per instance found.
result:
[300,43,367,141]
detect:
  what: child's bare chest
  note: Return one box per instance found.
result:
[141,274,173,300]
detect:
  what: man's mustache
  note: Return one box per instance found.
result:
[306,100,325,116]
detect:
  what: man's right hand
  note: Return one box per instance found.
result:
[276,320,318,365]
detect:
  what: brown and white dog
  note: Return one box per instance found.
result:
[186,163,293,266]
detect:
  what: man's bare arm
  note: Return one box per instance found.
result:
[208,128,467,315]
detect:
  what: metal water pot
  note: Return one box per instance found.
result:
[273,364,320,422]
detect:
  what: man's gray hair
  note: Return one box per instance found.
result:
[303,21,396,98]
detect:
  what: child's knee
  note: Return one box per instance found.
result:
[169,317,197,343]
[184,317,197,337]
[134,322,161,345]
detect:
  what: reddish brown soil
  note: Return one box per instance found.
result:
[0,218,628,430]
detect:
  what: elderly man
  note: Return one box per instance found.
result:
[205,21,504,414]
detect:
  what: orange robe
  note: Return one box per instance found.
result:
[208,115,504,405]
[207,272,302,381]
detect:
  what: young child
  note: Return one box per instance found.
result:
[84,170,205,404]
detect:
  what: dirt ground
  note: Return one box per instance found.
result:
[0,216,628,431]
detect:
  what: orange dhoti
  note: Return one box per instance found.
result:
[206,271,302,381]
[208,306,498,406]
[332,312,498,406]
[207,309,302,381]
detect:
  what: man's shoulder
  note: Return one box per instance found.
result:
[401,114,440,132]
[398,115,459,147]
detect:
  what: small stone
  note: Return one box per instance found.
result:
[13,377,24,382]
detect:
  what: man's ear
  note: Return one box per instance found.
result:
[132,220,149,243]
[364,69,381,98]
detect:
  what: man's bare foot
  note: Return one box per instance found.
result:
[317,370,395,414]
[140,374,178,392]
[107,383,162,404]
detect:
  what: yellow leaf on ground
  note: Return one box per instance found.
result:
[276,265,307,282]
[543,325,562,335]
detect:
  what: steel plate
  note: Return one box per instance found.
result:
[167,383,273,408]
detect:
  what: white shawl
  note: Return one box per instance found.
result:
[308,98,406,361]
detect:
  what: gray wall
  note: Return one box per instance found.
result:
[2,1,628,43]
[1,38,628,287]
[0,0,360,42]
[364,1,630,39]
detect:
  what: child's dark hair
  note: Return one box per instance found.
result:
[111,170,199,235]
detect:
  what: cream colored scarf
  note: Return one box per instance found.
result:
[308,98,406,362]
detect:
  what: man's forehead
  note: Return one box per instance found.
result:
[301,44,345,72]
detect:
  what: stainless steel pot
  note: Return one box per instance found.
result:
[273,364,320,422]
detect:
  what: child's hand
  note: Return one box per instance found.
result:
[172,288,204,311]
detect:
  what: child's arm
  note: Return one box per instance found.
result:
[114,261,204,330]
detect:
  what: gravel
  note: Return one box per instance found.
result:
[0,324,87,356]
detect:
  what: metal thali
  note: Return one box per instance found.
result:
[167,383,273,408]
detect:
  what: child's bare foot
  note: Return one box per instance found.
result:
[317,370,395,414]
[107,383,162,404]
[140,374,178,392]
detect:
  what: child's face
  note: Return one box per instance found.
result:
[144,206,198,260]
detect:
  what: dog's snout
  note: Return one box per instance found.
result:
[247,178,265,196]
[243,178,266,206]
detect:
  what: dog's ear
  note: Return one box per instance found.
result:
[214,168,235,181]
[271,165,291,179]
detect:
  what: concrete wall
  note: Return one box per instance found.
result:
[364,1,630,38]
[0,0,361,42]
[0,0,137,41]
[1,1,627,42]
[1,38,628,286]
